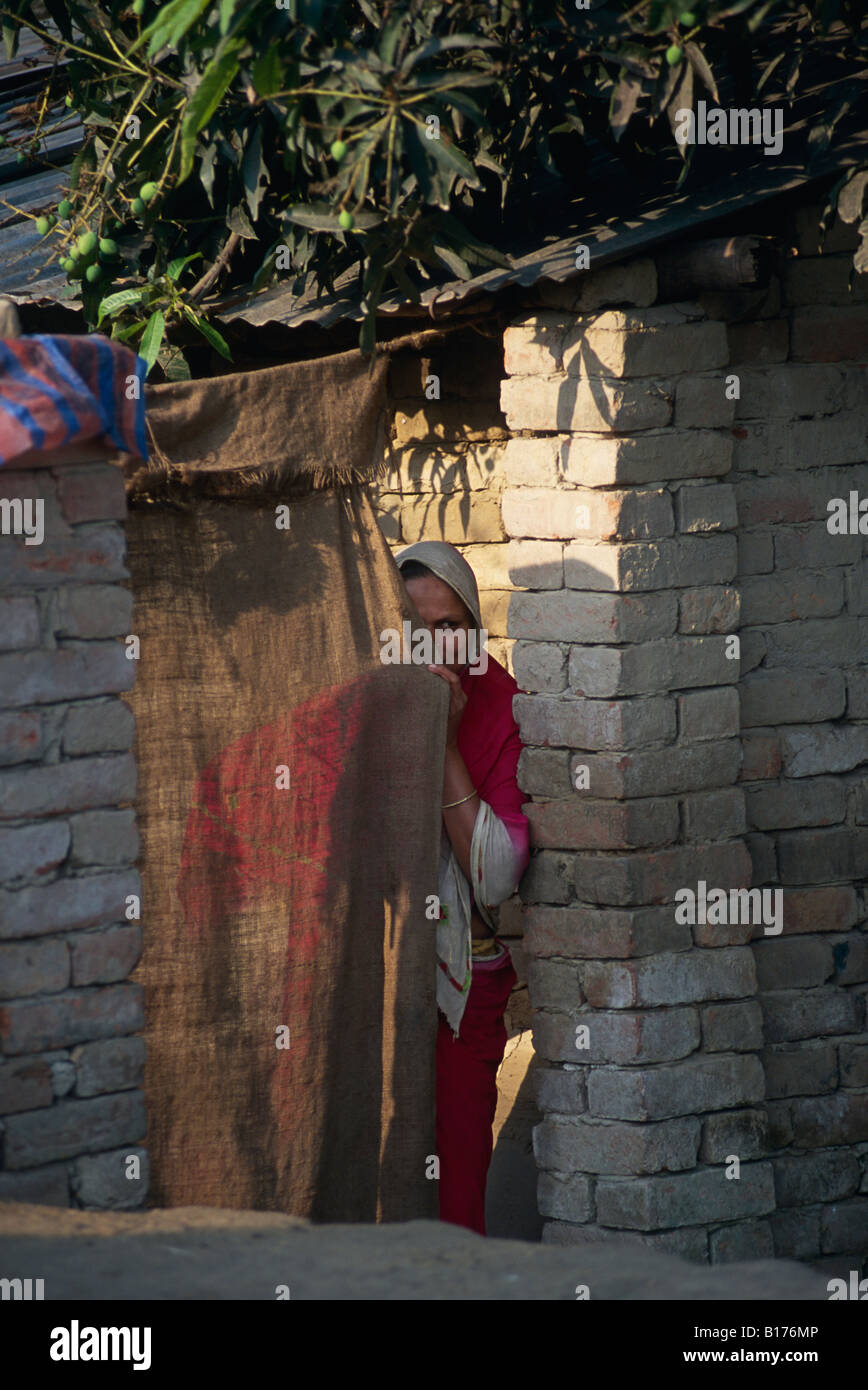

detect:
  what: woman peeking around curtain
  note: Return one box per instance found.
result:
[395,540,530,1237]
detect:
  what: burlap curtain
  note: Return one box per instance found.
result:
[124,349,446,1222]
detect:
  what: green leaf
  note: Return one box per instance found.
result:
[178,38,244,184]
[399,34,497,78]
[141,0,212,59]
[194,317,233,361]
[250,46,282,99]
[242,124,269,223]
[166,252,202,282]
[138,310,166,374]
[219,0,237,36]
[685,43,718,104]
[96,287,145,326]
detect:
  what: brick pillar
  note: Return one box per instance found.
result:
[502,304,776,1262]
[0,450,147,1209]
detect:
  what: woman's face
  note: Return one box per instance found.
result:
[403,572,474,675]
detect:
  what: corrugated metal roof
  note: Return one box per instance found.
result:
[0,25,81,306]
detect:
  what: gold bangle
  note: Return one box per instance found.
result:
[442,788,477,810]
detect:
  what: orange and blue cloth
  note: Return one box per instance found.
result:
[0,333,147,466]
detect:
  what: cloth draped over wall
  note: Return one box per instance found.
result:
[123,347,446,1222]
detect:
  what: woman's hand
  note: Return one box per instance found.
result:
[427,663,467,747]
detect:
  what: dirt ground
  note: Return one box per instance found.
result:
[0,1202,830,1300]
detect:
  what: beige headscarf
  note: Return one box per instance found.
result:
[394,540,482,631]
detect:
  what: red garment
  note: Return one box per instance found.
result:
[456,653,530,881]
[437,951,518,1235]
[436,653,529,1235]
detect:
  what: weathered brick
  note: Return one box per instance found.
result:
[791,305,868,362]
[0,521,128,589]
[738,531,774,575]
[71,1145,149,1209]
[70,924,142,987]
[69,809,139,868]
[560,429,731,487]
[534,259,657,314]
[753,937,835,991]
[0,982,144,1055]
[400,492,503,544]
[533,1006,699,1065]
[780,724,868,778]
[522,904,690,960]
[675,375,736,429]
[526,796,679,851]
[770,1207,821,1260]
[500,374,672,434]
[53,585,133,640]
[847,671,868,719]
[0,1163,70,1206]
[527,959,582,1012]
[521,850,576,905]
[2,1090,145,1168]
[728,319,789,365]
[746,777,845,833]
[72,1035,145,1098]
[513,693,675,751]
[0,710,42,766]
[678,586,740,634]
[502,484,674,542]
[761,988,861,1044]
[0,938,69,1000]
[676,485,738,533]
[574,841,752,911]
[596,1162,774,1230]
[774,1150,860,1209]
[568,740,740,800]
[55,464,126,523]
[510,590,677,644]
[0,869,140,941]
[569,636,739,699]
[740,571,844,625]
[736,467,868,528]
[587,1053,764,1121]
[740,671,846,728]
[0,1055,54,1113]
[61,698,134,756]
[507,540,564,588]
[517,747,572,797]
[733,413,865,473]
[780,886,859,935]
[840,1043,868,1087]
[700,1000,764,1053]
[777,827,868,884]
[834,937,868,985]
[512,643,567,695]
[733,363,848,417]
[393,400,506,446]
[501,437,560,488]
[561,312,728,378]
[0,753,136,821]
[0,595,40,651]
[564,536,736,593]
[763,1041,838,1099]
[700,1108,768,1162]
[677,687,739,742]
[708,1219,774,1263]
[820,1197,868,1255]
[739,733,782,782]
[774,520,862,570]
[766,615,865,669]
[536,1170,593,1223]
[582,946,755,1010]
[0,821,69,883]
[681,787,745,842]
[533,1065,588,1116]
[535,1114,700,1175]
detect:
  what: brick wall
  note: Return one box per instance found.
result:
[0,450,147,1209]
[374,202,867,1267]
